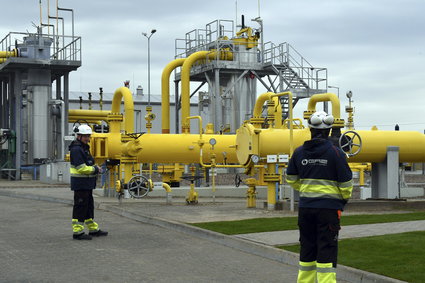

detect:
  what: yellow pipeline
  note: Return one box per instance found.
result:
[161,58,186,133]
[236,127,425,164]
[181,50,233,133]
[121,133,237,164]
[68,109,107,120]
[110,87,134,133]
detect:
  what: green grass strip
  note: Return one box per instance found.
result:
[191,212,425,235]
[280,231,425,283]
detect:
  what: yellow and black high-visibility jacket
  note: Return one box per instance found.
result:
[286,138,353,210]
[69,140,99,191]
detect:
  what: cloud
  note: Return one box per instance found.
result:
[1,0,424,132]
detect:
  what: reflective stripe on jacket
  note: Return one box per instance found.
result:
[286,138,353,210]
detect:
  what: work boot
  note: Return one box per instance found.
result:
[89,229,108,237]
[73,233,92,240]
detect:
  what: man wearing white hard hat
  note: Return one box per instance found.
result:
[286,111,353,283]
[69,124,108,240]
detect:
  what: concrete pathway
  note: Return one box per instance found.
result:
[235,220,425,246]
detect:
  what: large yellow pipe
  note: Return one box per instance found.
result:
[161,58,185,134]
[124,133,237,164]
[180,50,233,133]
[307,92,341,119]
[110,87,134,133]
[242,128,425,163]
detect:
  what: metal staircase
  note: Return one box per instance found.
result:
[263,42,327,119]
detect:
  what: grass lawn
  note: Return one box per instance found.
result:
[190,212,425,235]
[280,231,425,283]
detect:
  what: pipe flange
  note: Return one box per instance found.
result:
[303,110,315,120]
[250,117,265,125]
[107,113,123,121]
[333,118,345,128]
[263,174,280,182]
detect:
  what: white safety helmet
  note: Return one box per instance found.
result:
[308,111,334,129]
[74,124,93,135]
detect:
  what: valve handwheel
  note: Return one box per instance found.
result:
[127,175,151,199]
[339,131,362,157]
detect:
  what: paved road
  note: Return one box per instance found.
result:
[0,196,299,283]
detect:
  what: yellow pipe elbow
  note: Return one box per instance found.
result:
[180,50,233,133]
[307,93,341,119]
[253,92,274,118]
[111,87,134,133]
[161,58,186,134]
[162,182,172,193]
[181,51,217,133]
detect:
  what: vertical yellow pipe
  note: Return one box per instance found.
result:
[273,97,282,128]
[161,58,185,133]
[266,163,276,208]
[111,87,134,133]
[359,168,365,186]
[181,51,216,133]
[272,91,294,155]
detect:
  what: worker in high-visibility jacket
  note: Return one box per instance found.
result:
[286,111,353,283]
[69,124,108,240]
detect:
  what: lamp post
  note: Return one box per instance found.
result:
[142,29,157,106]
[328,85,340,98]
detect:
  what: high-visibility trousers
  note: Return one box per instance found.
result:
[297,207,340,283]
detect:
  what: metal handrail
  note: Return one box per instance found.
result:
[263,41,327,90]
[0,31,81,62]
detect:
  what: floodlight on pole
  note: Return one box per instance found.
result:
[143,29,157,106]
[328,85,340,98]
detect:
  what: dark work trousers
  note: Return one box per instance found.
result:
[298,207,340,267]
[72,190,94,222]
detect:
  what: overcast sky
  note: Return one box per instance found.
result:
[1,0,424,132]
